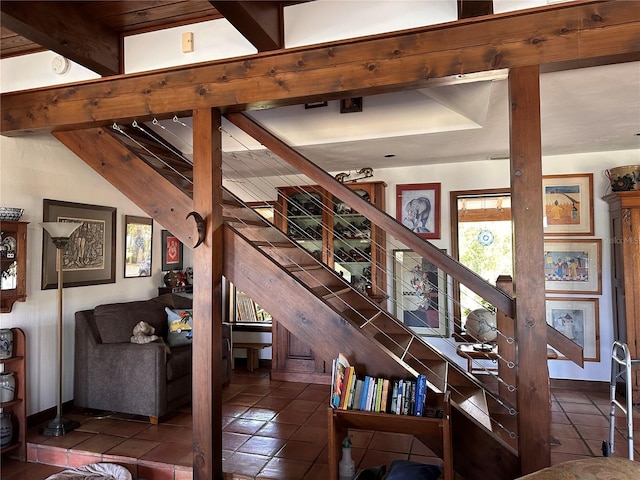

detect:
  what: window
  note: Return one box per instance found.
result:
[450,189,512,337]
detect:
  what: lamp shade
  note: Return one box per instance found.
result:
[41,222,81,239]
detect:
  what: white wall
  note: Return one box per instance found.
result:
[0,134,192,415]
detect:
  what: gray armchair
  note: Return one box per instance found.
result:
[74,294,231,423]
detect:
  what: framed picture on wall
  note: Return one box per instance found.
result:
[546,297,600,361]
[161,230,183,271]
[544,239,601,294]
[393,249,448,337]
[396,183,441,239]
[542,173,594,236]
[41,199,116,289]
[124,215,152,278]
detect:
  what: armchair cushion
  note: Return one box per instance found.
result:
[95,300,167,343]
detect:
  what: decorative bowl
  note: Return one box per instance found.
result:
[0,207,24,221]
[607,165,640,191]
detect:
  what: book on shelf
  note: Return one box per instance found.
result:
[331,353,350,409]
[329,354,432,417]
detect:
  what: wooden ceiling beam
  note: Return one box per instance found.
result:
[52,127,195,246]
[209,1,283,51]
[0,1,120,76]
[2,0,639,135]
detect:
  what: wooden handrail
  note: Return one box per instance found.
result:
[225,112,515,318]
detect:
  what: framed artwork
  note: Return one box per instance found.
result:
[396,183,441,239]
[41,199,116,289]
[124,215,153,278]
[543,173,594,235]
[161,230,183,271]
[544,239,601,294]
[393,249,448,337]
[546,297,600,361]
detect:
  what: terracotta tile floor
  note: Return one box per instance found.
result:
[3,367,639,480]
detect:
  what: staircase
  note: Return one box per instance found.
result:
[221,189,520,479]
[55,124,523,479]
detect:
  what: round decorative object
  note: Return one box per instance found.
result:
[0,329,13,359]
[52,55,70,75]
[466,308,497,343]
[0,372,16,403]
[477,229,494,246]
[0,412,12,448]
[163,270,180,287]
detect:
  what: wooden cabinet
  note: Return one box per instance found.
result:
[0,222,28,313]
[604,191,640,402]
[271,182,386,383]
[0,328,27,461]
[327,392,452,480]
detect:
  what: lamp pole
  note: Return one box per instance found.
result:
[41,222,81,436]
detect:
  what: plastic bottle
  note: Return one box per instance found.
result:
[338,434,355,480]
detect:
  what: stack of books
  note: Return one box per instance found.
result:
[330,353,430,417]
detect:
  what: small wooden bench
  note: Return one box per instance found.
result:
[233,342,271,372]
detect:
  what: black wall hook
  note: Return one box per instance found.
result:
[186,211,206,248]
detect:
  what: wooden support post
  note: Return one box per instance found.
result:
[496,276,516,407]
[508,65,550,474]
[192,108,224,480]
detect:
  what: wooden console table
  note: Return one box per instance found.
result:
[456,343,558,374]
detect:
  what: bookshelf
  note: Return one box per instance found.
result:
[327,391,453,480]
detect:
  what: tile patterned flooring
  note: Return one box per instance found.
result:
[2,367,639,480]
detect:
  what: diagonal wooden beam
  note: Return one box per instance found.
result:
[52,128,195,245]
[2,0,639,135]
[210,0,283,51]
[0,1,120,76]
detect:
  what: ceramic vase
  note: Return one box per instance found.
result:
[0,329,13,359]
[0,371,16,403]
[0,412,12,448]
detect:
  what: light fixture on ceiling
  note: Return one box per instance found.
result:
[335,167,373,183]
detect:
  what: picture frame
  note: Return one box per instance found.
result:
[124,215,153,278]
[544,239,601,294]
[393,249,448,337]
[161,230,183,271]
[546,297,600,361]
[396,183,441,239]
[41,199,116,289]
[543,173,594,236]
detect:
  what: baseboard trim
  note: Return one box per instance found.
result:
[27,400,75,429]
[550,378,609,392]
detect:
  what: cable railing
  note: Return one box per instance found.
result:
[112,116,521,443]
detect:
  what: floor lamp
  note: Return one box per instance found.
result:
[41,221,81,436]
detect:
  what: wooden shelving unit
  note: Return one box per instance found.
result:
[272,182,387,383]
[0,328,27,460]
[327,392,452,480]
[0,221,28,313]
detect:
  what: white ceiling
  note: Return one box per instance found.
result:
[150,61,640,179]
